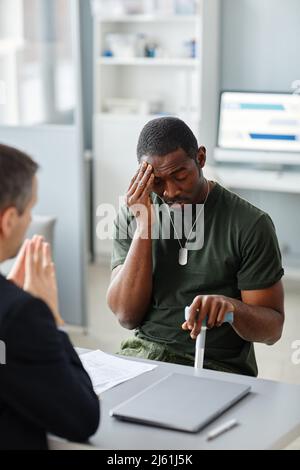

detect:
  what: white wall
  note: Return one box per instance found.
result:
[221,0,300,92]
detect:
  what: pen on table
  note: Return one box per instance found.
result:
[206,419,239,441]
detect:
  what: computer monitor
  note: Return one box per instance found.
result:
[215,91,300,165]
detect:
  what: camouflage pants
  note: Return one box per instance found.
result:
[118,336,241,374]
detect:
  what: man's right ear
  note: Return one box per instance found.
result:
[0,207,19,238]
[196,147,207,169]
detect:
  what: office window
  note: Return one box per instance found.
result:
[0,0,75,125]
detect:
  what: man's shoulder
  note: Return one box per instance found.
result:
[0,274,33,308]
[0,275,50,332]
[216,183,267,223]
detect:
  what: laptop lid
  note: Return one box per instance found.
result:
[110,373,251,433]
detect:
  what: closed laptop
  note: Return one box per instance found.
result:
[110,373,251,433]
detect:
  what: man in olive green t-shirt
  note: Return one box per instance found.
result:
[107,117,284,377]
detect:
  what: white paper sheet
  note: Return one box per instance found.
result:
[80,350,157,395]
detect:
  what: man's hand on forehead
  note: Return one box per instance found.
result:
[125,162,155,229]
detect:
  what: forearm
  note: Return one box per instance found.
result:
[230,298,284,345]
[107,226,153,329]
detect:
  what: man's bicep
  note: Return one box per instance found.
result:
[111,206,133,271]
[241,280,284,315]
[111,264,123,282]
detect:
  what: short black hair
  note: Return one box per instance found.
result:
[137,117,199,162]
[0,144,39,214]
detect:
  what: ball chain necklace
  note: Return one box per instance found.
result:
[164,179,210,266]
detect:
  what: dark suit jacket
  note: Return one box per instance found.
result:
[0,274,100,450]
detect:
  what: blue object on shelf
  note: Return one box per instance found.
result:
[103,49,113,57]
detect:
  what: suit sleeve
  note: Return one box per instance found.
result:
[0,297,100,443]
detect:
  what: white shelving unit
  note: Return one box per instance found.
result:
[98,57,198,66]
[92,0,220,259]
[97,14,200,23]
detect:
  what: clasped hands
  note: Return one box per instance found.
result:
[8,235,64,327]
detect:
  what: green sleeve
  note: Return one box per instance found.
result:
[111,206,135,271]
[237,213,284,291]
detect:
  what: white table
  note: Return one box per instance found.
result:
[49,352,300,450]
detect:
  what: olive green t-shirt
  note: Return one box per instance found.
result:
[111,183,284,376]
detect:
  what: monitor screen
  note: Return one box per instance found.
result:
[218,92,300,153]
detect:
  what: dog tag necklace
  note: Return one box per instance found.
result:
[170,180,210,266]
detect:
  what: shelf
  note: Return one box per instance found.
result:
[95,112,201,122]
[95,15,200,24]
[95,112,178,123]
[98,57,199,67]
[215,148,300,166]
[216,167,300,194]
[0,39,24,52]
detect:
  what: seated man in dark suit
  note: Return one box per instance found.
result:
[0,144,100,450]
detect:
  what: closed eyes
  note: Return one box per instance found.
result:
[154,173,188,185]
